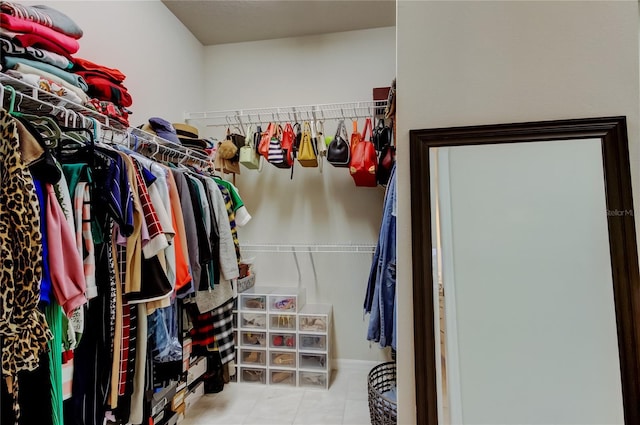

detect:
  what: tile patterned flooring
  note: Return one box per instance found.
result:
[181,363,373,425]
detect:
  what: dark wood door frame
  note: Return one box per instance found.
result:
[409,116,640,424]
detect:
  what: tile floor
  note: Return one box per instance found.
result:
[180,363,373,425]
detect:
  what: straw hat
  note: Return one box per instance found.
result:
[172,123,213,149]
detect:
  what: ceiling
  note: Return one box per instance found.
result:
[162,0,396,46]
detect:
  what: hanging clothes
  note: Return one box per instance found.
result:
[364,163,397,350]
[1,95,252,424]
[0,108,53,424]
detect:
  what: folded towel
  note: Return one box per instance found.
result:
[9,62,89,104]
[4,56,88,91]
[72,57,126,83]
[0,2,83,39]
[0,35,72,70]
[83,74,132,107]
[4,69,83,105]
[0,13,79,54]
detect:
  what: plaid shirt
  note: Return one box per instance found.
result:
[131,158,168,258]
[188,297,236,365]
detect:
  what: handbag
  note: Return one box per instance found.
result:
[373,118,392,152]
[326,119,350,167]
[259,122,275,160]
[297,121,318,167]
[226,127,244,162]
[253,124,263,155]
[239,124,260,169]
[268,125,292,169]
[313,120,326,158]
[349,117,378,187]
[312,120,326,172]
[280,122,296,168]
[376,144,396,185]
[244,124,253,147]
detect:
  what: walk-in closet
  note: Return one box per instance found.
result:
[1,1,397,425]
[2,2,640,425]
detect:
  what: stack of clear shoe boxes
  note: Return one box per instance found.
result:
[232,286,332,389]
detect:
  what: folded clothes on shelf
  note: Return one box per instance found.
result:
[0,36,73,70]
[0,1,84,39]
[4,69,84,104]
[88,99,131,127]
[82,74,132,107]
[7,62,88,103]
[3,30,72,58]
[4,56,88,91]
[72,57,126,83]
[0,13,80,54]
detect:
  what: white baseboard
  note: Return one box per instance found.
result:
[332,358,381,371]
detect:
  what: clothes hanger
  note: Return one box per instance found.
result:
[5,86,62,148]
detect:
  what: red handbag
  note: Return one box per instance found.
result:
[259,122,276,160]
[280,122,296,167]
[349,117,378,187]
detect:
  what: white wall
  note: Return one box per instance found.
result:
[202,27,395,114]
[23,0,206,124]
[197,27,396,361]
[396,1,639,423]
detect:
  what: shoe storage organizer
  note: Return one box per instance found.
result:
[233,287,331,388]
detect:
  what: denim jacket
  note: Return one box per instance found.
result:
[364,163,397,349]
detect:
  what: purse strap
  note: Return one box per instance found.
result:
[362,117,373,141]
[302,121,313,142]
[334,120,348,145]
[245,124,254,147]
[334,120,344,138]
[312,120,324,138]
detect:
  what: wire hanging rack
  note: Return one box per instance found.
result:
[0,73,214,168]
[240,243,377,254]
[184,100,388,129]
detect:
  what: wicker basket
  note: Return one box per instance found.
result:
[368,362,398,425]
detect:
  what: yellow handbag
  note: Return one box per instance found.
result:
[297,121,318,167]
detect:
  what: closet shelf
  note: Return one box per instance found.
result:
[0,73,125,130]
[0,73,213,168]
[184,100,388,128]
[241,243,376,254]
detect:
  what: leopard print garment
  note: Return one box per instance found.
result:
[0,109,53,422]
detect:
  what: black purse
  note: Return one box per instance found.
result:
[372,118,392,152]
[327,120,350,168]
[253,125,263,155]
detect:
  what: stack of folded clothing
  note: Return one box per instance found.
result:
[72,56,132,126]
[0,2,132,126]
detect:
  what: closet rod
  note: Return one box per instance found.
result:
[241,243,376,254]
[184,100,388,128]
[0,73,120,129]
[1,75,213,168]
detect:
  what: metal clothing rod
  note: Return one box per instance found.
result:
[1,74,212,168]
[241,243,377,254]
[0,73,117,128]
[184,100,388,128]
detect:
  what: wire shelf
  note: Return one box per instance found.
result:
[241,243,377,254]
[0,73,213,168]
[184,100,388,128]
[0,73,127,130]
